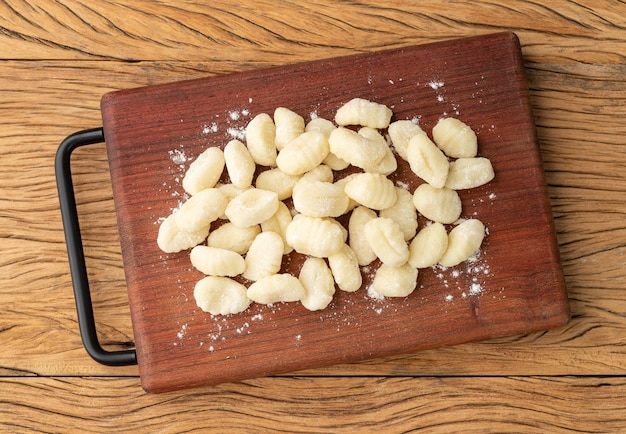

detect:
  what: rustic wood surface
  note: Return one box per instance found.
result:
[1,0,624,431]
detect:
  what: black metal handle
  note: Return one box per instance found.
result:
[55,128,137,366]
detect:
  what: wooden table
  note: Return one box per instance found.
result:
[1,1,625,431]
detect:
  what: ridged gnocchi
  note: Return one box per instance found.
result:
[189,245,246,277]
[444,157,495,190]
[182,146,225,195]
[243,231,284,281]
[406,133,449,189]
[194,276,251,315]
[412,184,462,224]
[432,117,477,158]
[388,119,426,161]
[245,113,277,166]
[364,217,410,267]
[328,244,362,292]
[334,97,393,129]
[274,107,305,151]
[299,257,336,311]
[286,214,347,258]
[328,127,388,171]
[371,263,418,298]
[276,131,329,176]
[344,173,397,210]
[292,180,349,218]
[224,188,279,228]
[439,219,485,267]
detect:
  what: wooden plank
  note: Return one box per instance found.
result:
[1,376,625,432]
[0,59,624,378]
[1,1,625,64]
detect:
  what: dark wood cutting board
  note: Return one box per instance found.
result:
[101,32,569,393]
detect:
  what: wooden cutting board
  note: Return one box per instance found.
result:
[101,32,569,393]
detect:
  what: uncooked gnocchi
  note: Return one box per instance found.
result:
[182,147,225,196]
[371,263,418,298]
[158,98,496,316]
[285,214,346,258]
[292,180,349,218]
[444,157,495,190]
[406,133,449,189]
[274,107,305,151]
[335,97,392,129]
[224,188,279,228]
[245,113,277,166]
[224,139,255,189]
[276,130,329,176]
[194,276,251,315]
[299,257,336,311]
[243,231,284,281]
[438,219,485,267]
[247,274,306,304]
[432,117,477,158]
[364,217,410,267]
[190,245,246,277]
[412,184,462,224]
[344,173,397,210]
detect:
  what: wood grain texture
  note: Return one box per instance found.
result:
[1,376,625,432]
[1,0,625,429]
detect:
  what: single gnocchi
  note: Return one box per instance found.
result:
[299,257,336,311]
[243,231,284,281]
[276,131,329,176]
[388,119,426,161]
[286,214,346,258]
[439,219,485,267]
[224,139,255,189]
[412,184,462,224]
[247,274,306,304]
[444,157,495,190]
[224,188,279,228]
[432,117,478,158]
[292,179,349,218]
[245,113,277,166]
[194,276,251,315]
[379,187,418,241]
[335,98,393,129]
[255,168,301,201]
[344,172,397,210]
[348,206,378,266]
[207,222,260,255]
[189,245,246,277]
[406,133,449,189]
[364,217,410,267]
[182,147,225,196]
[173,188,228,233]
[157,214,209,254]
[370,263,418,298]
[328,127,388,171]
[408,222,449,269]
[328,244,362,292]
[274,107,305,151]
[306,117,349,170]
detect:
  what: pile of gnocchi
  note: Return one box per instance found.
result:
[157,98,495,316]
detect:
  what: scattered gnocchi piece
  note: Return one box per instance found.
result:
[335,97,393,129]
[224,188,279,228]
[158,98,496,316]
[245,113,277,166]
[190,245,246,277]
[344,173,397,210]
[412,184,462,224]
[247,274,306,304]
[438,219,485,267]
[444,157,495,190]
[194,276,251,315]
[432,117,478,158]
[364,217,410,267]
[371,263,418,298]
[182,147,225,196]
[299,257,336,311]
